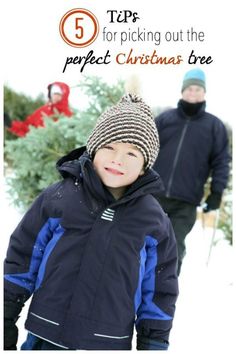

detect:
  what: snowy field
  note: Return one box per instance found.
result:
[2,186,234,353]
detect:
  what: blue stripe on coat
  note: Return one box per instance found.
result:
[35,223,64,290]
[135,235,172,323]
[4,218,64,293]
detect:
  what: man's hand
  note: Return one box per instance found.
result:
[203,192,222,213]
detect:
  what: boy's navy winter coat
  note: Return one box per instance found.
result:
[4,148,178,350]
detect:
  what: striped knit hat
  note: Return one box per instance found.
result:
[86,94,159,169]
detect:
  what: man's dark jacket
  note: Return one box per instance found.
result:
[153,101,230,205]
[4,148,178,350]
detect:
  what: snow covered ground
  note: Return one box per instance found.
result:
[2,186,234,353]
[170,219,234,354]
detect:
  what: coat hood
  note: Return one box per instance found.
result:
[47,82,72,117]
[56,147,165,204]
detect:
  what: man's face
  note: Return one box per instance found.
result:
[182,85,205,103]
[93,142,145,199]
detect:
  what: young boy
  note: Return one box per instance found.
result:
[4,94,178,350]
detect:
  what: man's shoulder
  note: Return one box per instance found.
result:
[154,108,179,128]
[155,107,177,120]
[203,111,227,129]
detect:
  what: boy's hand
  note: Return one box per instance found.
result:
[4,319,18,350]
[4,292,26,350]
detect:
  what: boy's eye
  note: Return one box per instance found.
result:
[128,152,137,157]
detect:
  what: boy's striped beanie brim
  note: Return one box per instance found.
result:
[86,94,160,169]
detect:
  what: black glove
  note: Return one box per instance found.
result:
[4,319,18,350]
[137,336,169,350]
[4,292,26,350]
[203,192,222,213]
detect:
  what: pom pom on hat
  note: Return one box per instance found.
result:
[181,68,206,92]
[86,94,160,170]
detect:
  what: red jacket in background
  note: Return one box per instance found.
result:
[9,82,73,137]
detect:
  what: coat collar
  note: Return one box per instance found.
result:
[56,146,164,205]
[177,99,206,120]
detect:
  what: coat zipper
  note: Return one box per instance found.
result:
[166,120,190,197]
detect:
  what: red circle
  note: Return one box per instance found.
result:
[59,8,99,48]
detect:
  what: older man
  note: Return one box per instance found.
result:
[153,68,230,274]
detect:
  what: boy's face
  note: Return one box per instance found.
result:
[182,85,205,103]
[93,142,145,199]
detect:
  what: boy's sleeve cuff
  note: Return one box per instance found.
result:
[137,335,169,350]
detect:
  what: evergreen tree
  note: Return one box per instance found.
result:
[201,123,232,244]
[218,123,232,244]
[5,76,125,210]
[4,86,45,123]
